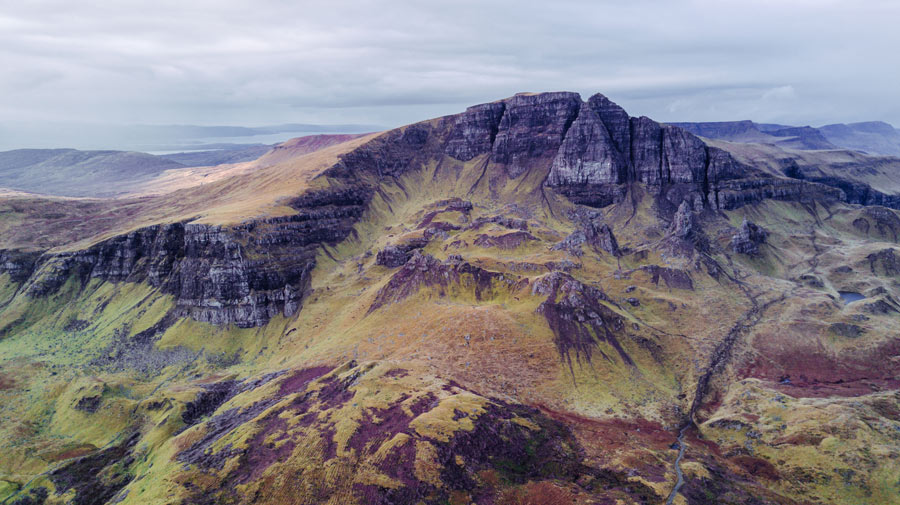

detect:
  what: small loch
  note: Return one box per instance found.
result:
[838,291,865,304]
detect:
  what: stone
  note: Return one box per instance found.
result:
[672,201,698,240]
[730,219,768,255]
[17,185,372,328]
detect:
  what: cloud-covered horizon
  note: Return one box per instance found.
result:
[1,0,898,148]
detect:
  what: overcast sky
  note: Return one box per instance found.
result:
[1,0,898,146]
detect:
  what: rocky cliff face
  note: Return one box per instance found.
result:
[442,92,845,211]
[0,250,42,284]
[11,185,370,327]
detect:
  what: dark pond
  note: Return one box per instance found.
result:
[838,291,865,304]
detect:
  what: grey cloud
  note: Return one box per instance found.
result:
[0,0,897,149]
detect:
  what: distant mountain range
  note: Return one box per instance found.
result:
[0,134,372,198]
[0,144,271,197]
[0,121,381,152]
[670,120,900,156]
[156,144,272,166]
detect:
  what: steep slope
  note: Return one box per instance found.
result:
[0,92,898,505]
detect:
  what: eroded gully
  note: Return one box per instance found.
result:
[665,256,784,504]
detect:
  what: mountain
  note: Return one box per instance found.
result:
[672,119,900,156]
[705,139,900,207]
[0,92,898,505]
[818,121,900,156]
[670,120,839,150]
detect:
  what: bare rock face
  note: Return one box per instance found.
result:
[332,124,432,179]
[19,185,371,328]
[548,101,627,185]
[593,223,621,257]
[440,91,853,212]
[672,201,697,240]
[376,246,415,268]
[639,265,694,290]
[473,231,537,249]
[714,177,844,210]
[866,248,900,277]
[467,215,529,231]
[369,251,521,312]
[546,93,756,209]
[588,93,632,162]
[551,230,588,257]
[629,115,665,185]
[0,250,41,283]
[552,208,621,257]
[490,92,582,178]
[444,102,506,161]
[553,213,621,258]
[730,219,768,255]
[375,237,430,268]
[853,206,900,240]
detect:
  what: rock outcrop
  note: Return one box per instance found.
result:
[672,201,698,240]
[473,231,537,249]
[638,265,694,290]
[375,237,429,268]
[369,251,522,312]
[532,272,633,369]
[0,250,41,284]
[552,209,621,257]
[593,223,621,257]
[444,102,506,161]
[731,219,768,255]
[488,92,581,178]
[547,95,754,209]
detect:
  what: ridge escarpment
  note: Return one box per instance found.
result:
[0,91,881,330]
